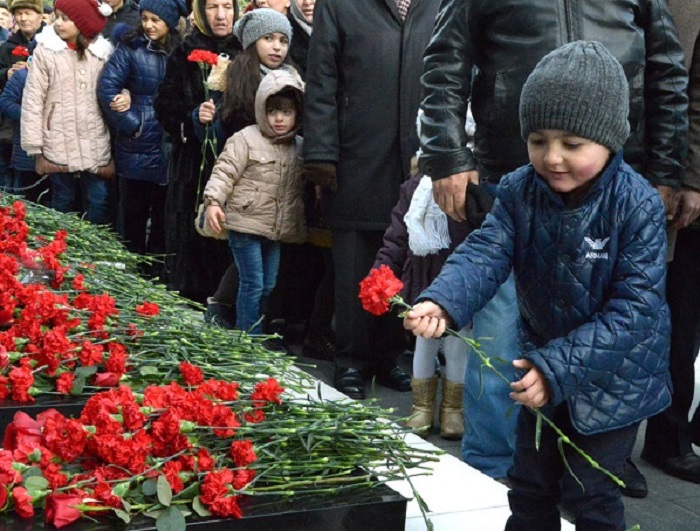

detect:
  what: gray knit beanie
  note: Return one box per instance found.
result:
[233,7,292,50]
[520,41,630,152]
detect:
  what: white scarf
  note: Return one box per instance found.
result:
[405,176,451,256]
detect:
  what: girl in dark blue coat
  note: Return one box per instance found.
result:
[98,0,186,266]
[0,63,50,205]
[405,42,672,530]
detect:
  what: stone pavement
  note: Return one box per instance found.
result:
[291,348,700,530]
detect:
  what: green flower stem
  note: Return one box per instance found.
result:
[390,295,625,488]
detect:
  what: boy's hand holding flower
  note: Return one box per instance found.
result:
[206,204,226,233]
[403,301,450,338]
[509,359,550,408]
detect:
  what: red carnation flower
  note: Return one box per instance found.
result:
[187,49,219,65]
[179,362,204,386]
[44,493,82,528]
[11,46,29,57]
[12,486,34,518]
[358,264,404,316]
[135,301,159,316]
[230,439,257,467]
[55,373,75,395]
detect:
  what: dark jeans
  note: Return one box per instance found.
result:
[228,230,281,335]
[506,405,638,531]
[332,229,407,370]
[644,228,700,458]
[120,178,167,257]
[50,172,109,225]
[0,143,12,191]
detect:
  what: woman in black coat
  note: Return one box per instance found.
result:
[153,0,241,303]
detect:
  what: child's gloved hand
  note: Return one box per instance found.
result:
[403,301,450,338]
[205,204,226,233]
[509,359,550,408]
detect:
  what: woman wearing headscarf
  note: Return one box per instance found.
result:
[287,0,312,78]
[153,0,241,303]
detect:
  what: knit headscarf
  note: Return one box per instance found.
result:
[191,0,238,37]
[289,0,311,36]
[53,0,111,40]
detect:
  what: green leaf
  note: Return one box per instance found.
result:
[157,474,172,507]
[173,482,199,500]
[22,467,43,478]
[192,496,212,517]
[114,509,131,524]
[140,366,160,376]
[23,475,49,491]
[156,506,186,531]
[75,365,98,379]
[70,376,85,395]
[142,479,157,496]
[143,510,163,519]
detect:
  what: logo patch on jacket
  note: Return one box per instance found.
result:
[584,236,610,260]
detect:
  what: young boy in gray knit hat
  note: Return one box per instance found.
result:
[405,40,671,529]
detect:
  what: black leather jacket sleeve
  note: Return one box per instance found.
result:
[418,0,476,180]
[641,0,689,189]
[685,30,700,191]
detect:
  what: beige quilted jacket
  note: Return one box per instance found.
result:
[21,25,113,172]
[203,69,306,243]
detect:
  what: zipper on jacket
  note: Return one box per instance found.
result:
[564,0,573,42]
[47,103,55,130]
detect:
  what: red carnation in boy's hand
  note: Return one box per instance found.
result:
[359,265,404,316]
[187,49,219,66]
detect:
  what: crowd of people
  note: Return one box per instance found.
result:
[0,0,698,528]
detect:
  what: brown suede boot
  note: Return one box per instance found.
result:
[406,376,438,436]
[439,376,464,440]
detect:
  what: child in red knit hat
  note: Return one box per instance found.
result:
[21,0,115,224]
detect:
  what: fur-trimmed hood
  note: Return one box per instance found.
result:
[35,23,113,60]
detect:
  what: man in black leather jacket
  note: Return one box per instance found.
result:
[418,0,688,498]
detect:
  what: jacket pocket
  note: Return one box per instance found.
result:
[46,103,56,131]
[249,150,277,181]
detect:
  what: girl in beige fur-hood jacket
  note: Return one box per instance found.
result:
[203,68,306,243]
[21,8,114,224]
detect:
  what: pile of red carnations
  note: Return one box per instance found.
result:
[1,373,284,528]
[0,198,439,529]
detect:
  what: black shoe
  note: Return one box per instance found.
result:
[373,365,411,392]
[263,337,290,354]
[641,451,700,483]
[302,333,336,361]
[333,367,365,400]
[620,458,648,498]
[204,299,235,330]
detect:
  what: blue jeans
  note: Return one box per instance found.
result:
[462,273,519,478]
[228,230,281,334]
[50,172,109,225]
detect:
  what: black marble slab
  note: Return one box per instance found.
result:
[0,482,407,530]
[0,395,85,433]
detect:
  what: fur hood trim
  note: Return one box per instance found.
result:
[35,24,114,60]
